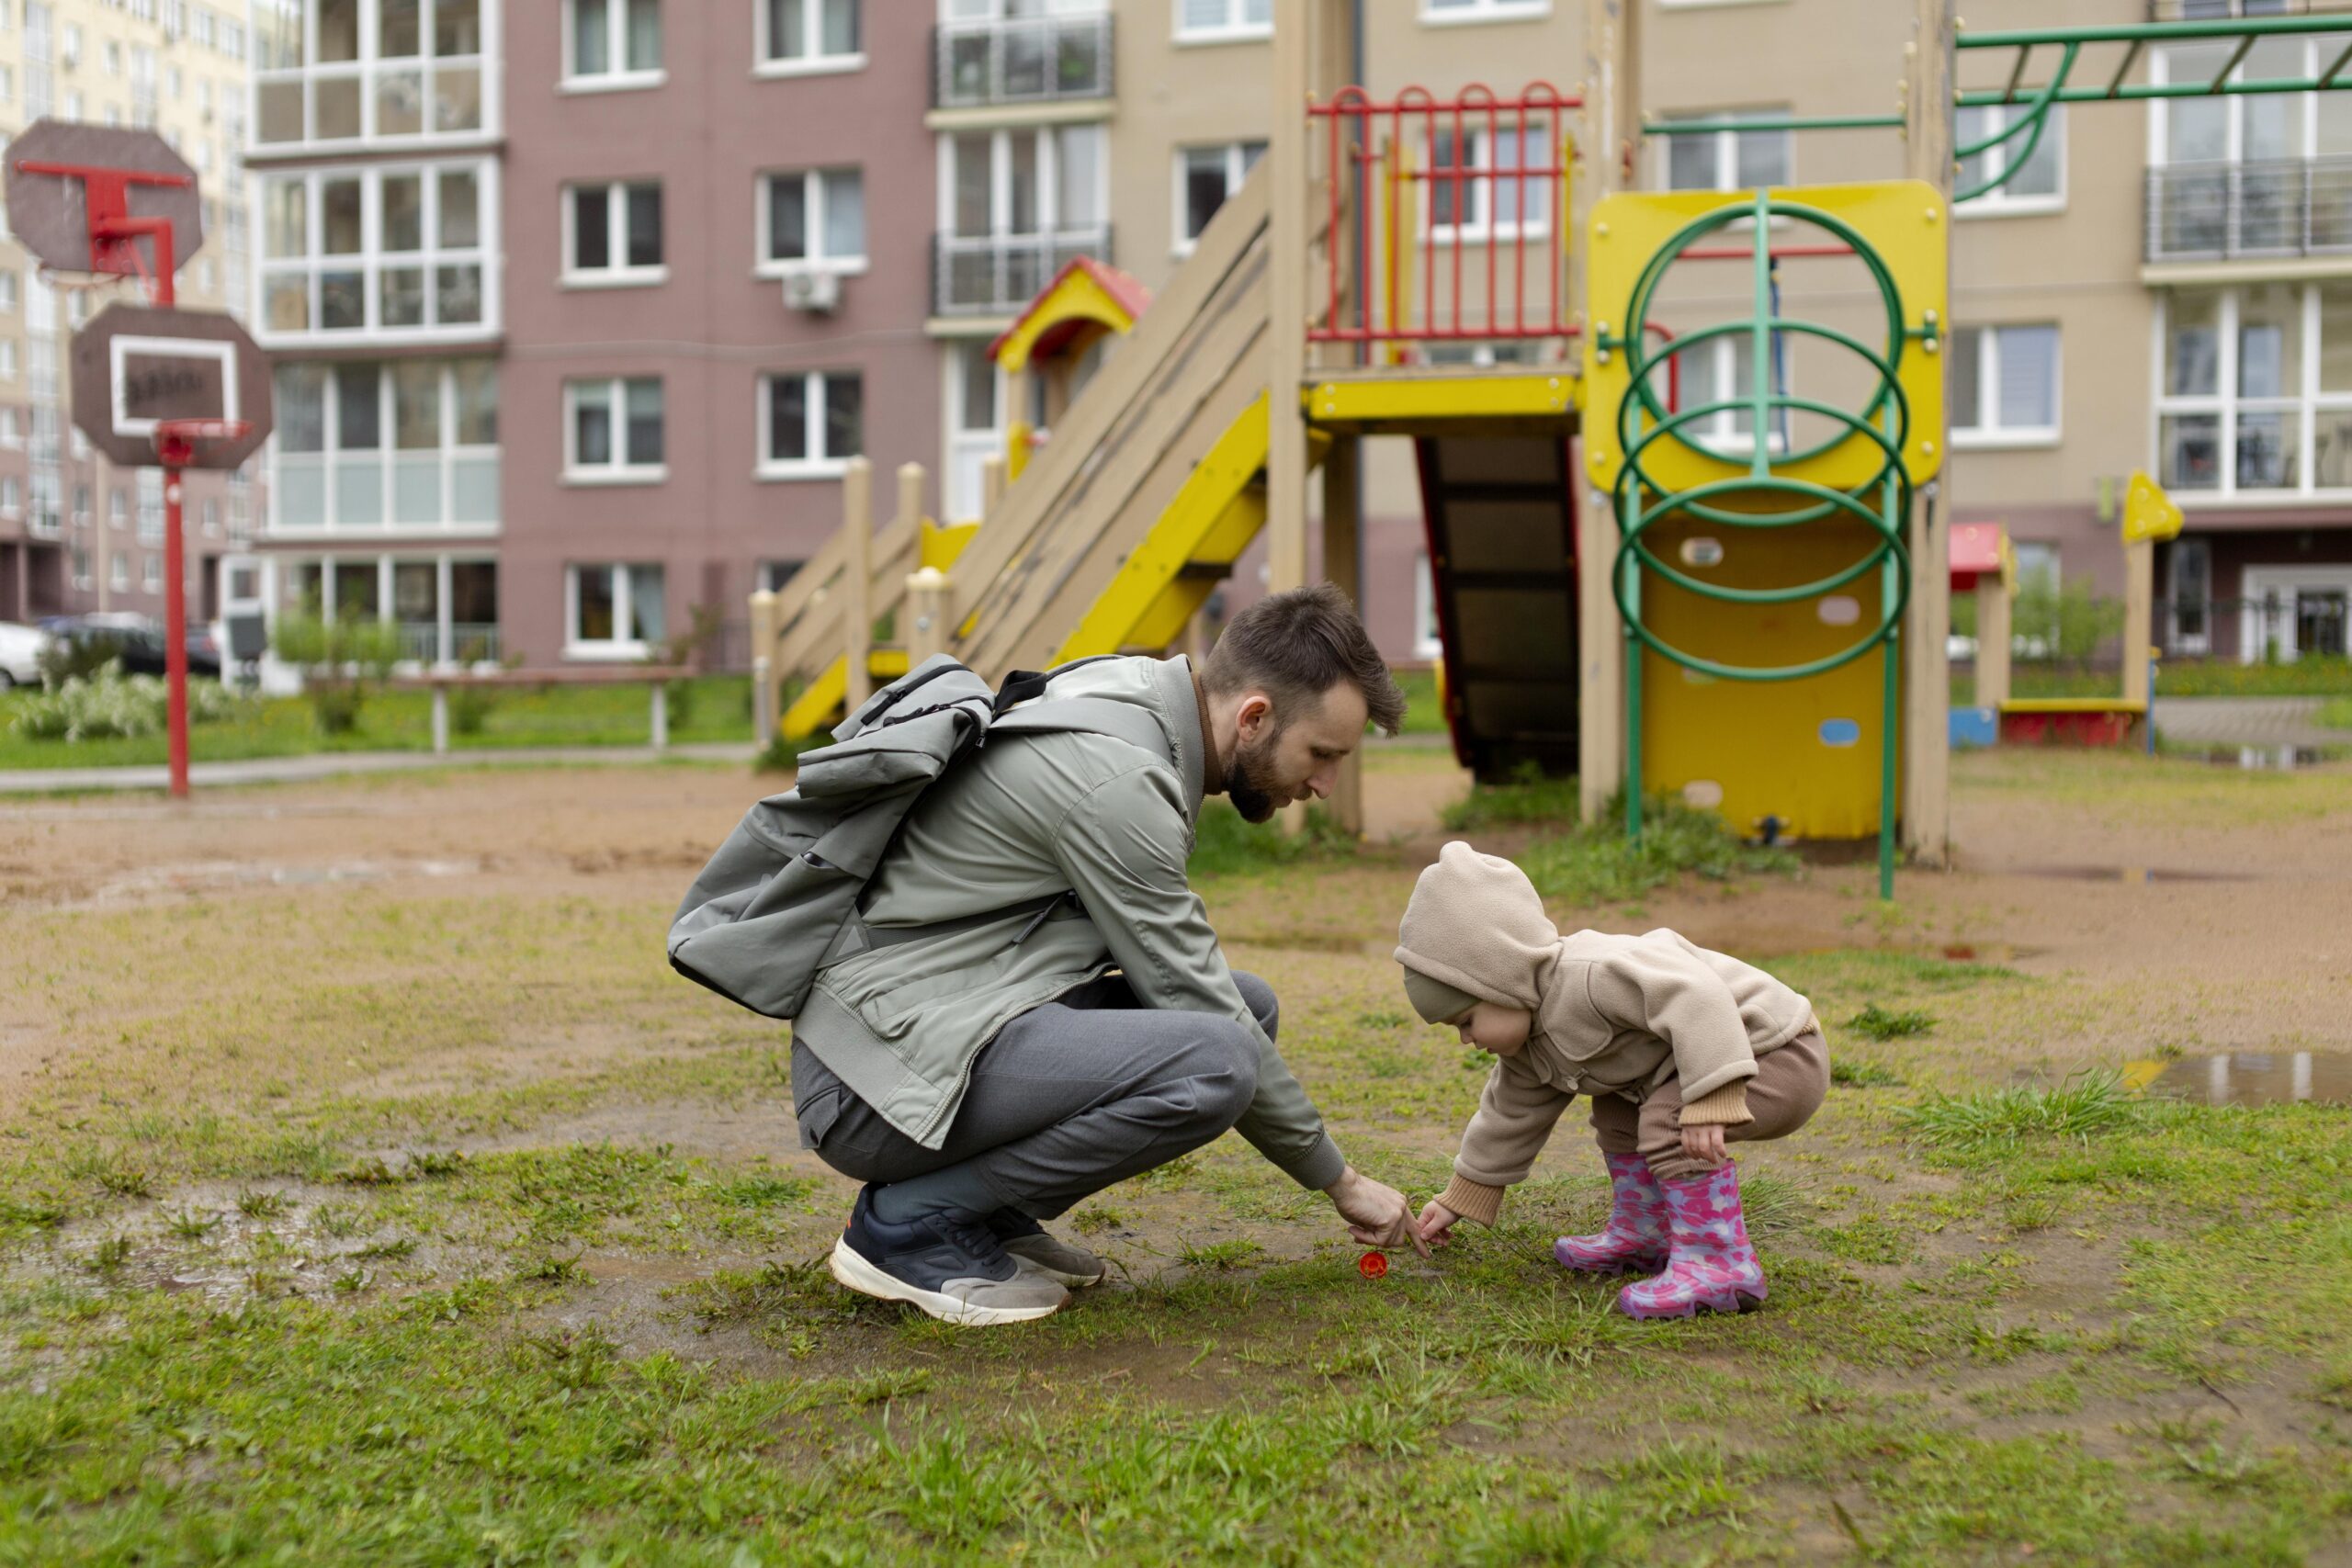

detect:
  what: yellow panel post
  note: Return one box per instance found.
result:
[842,457,874,713]
[1902,0,1956,868]
[749,587,778,748]
[1266,0,1312,597]
[2120,470,2185,710]
[1576,0,1640,824]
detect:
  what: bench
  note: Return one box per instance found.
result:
[387,665,693,754]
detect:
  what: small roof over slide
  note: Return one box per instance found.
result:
[989,257,1149,372]
[1950,521,2011,590]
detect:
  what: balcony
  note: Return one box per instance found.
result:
[933,13,1112,111]
[933,227,1112,317]
[2145,158,2352,263]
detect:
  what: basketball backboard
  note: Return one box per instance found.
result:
[70,304,273,469]
[5,119,203,277]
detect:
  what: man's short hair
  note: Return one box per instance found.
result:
[1201,582,1408,737]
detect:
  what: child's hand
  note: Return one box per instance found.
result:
[1415,1200,1461,1247]
[1679,1122,1728,1165]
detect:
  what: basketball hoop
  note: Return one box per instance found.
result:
[153,417,253,467]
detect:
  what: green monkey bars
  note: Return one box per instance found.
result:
[1647,13,2352,202]
[1594,190,1928,899]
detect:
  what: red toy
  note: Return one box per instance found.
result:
[1358,1251,1387,1280]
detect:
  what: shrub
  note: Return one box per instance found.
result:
[1899,1070,2138,1148]
[1516,795,1800,905]
[448,685,497,735]
[271,611,402,736]
[1442,761,1581,830]
[10,661,237,742]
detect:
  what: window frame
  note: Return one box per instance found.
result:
[560,0,665,94]
[2153,283,2352,502]
[757,368,865,480]
[254,158,501,345]
[1686,332,1791,457]
[563,375,668,485]
[1955,104,2066,219]
[564,560,665,659]
[754,166,869,277]
[1657,112,1792,195]
[250,0,496,152]
[2167,535,2212,655]
[1173,0,1271,44]
[266,358,502,536]
[1950,322,2063,449]
[562,178,667,288]
[1421,125,1555,243]
[1171,140,1265,256]
[1419,0,1550,26]
[753,0,865,79]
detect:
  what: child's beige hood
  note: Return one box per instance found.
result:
[1393,840,1558,1011]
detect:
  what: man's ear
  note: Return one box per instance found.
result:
[1234,691,1275,742]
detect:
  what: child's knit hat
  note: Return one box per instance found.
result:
[1394,840,1560,1023]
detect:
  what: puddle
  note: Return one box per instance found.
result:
[2125,1052,2352,1108]
[2009,866,2254,885]
[2185,746,2340,771]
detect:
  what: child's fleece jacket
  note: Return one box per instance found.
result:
[1394,841,1815,1224]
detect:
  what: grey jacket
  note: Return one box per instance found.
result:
[793,654,1346,1190]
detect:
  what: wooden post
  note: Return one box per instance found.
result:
[895,461,925,546]
[842,457,875,713]
[1576,0,1641,824]
[1320,434,1364,836]
[749,587,779,748]
[980,453,1005,520]
[430,682,450,755]
[1974,574,2012,711]
[650,681,670,750]
[1902,0,1955,867]
[2120,536,2155,709]
[907,567,952,665]
[1265,0,1312,596]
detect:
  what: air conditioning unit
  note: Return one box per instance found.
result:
[781,270,842,313]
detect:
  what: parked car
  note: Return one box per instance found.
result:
[0,621,48,688]
[43,615,222,680]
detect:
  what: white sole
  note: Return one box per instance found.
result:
[828,1237,1065,1325]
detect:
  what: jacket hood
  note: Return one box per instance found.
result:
[1393,840,1558,1012]
[1029,654,1205,818]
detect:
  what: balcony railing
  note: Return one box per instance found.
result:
[398,621,501,666]
[2146,2,2352,18]
[2145,158,2352,261]
[933,13,1113,110]
[933,227,1112,316]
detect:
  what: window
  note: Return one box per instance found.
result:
[70,547,89,589]
[1176,141,1264,252]
[0,64,14,101]
[270,358,499,529]
[254,0,487,147]
[1176,0,1271,41]
[566,377,664,481]
[938,125,1107,311]
[104,39,119,73]
[2168,536,2211,653]
[258,161,495,339]
[202,498,220,536]
[759,0,861,73]
[110,554,130,592]
[759,370,862,478]
[0,342,14,379]
[565,181,663,284]
[109,490,128,530]
[567,562,664,654]
[0,409,16,446]
[1662,112,1791,192]
[1426,127,1552,239]
[0,477,17,515]
[1422,0,1549,20]
[1951,324,2060,446]
[142,555,163,593]
[759,168,865,273]
[1412,555,1442,660]
[71,483,87,520]
[757,559,803,593]
[565,0,662,86]
[2157,282,2352,496]
[1679,332,1787,455]
[138,473,164,543]
[1956,105,2064,214]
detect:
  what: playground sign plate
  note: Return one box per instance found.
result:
[4,119,203,276]
[70,304,273,468]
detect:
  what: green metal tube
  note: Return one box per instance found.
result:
[1645,114,1904,136]
[1957,16,2352,49]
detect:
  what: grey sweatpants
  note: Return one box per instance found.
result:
[789,971,1272,1220]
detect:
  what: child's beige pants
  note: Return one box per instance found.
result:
[1588,1027,1830,1183]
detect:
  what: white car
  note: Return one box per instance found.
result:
[0,622,50,689]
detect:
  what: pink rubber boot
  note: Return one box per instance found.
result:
[1617,1159,1767,1319]
[1553,1153,1669,1276]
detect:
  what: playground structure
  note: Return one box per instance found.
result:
[746,2,2352,897]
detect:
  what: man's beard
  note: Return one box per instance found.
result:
[1227,731,1285,823]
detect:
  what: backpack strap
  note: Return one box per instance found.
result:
[990,654,1124,715]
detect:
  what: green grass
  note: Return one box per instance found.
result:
[2322,694,2352,730]
[1442,761,1582,830]
[1898,1070,2141,1148]
[0,674,755,768]
[1952,656,2352,705]
[1388,665,1449,735]
[1846,1002,1936,1042]
[1186,799,1361,878]
[1518,796,1802,906]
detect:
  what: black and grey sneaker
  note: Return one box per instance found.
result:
[829,1186,1069,1325]
[989,1209,1108,1288]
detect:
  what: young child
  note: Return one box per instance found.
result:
[1396,841,1828,1318]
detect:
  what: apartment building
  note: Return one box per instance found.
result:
[0,0,254,628]
[234,0,2352,671]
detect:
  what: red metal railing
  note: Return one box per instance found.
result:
[1309,83,1581,354]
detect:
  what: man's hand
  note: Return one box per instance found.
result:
[1680,1122,1728,1166]
[1415,1200,1461,1248]
[1324,1167,1430,1257]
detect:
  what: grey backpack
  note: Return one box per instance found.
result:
[666,654,1171,1020]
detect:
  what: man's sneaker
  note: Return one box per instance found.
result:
[989,1209,1107,1288]
[829,1186,1069,1325]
